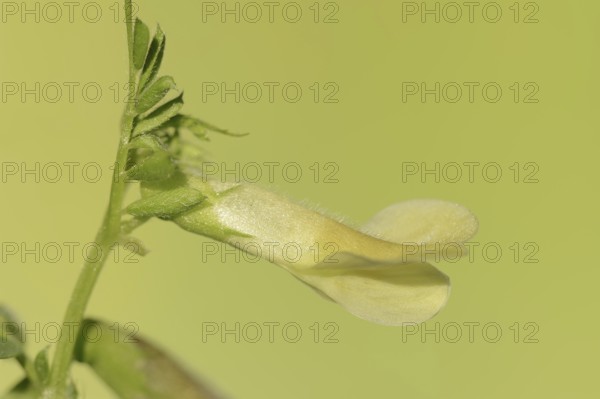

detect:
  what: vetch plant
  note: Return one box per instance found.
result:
[0,1,478,397]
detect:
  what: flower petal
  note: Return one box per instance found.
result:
[361,199,478,245]
[293,257,450,326]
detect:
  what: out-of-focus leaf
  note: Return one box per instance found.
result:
[133,93,184,135]
[133,19,150,70]
[0,337,21,360]
[136,76,177,114]
[75,319,226,399]
[33,348,49,384]
[138,25,166,92]
[0,307,21,341]
[1,379,39,399]
[0,307,22,360]
[126,186,206,219]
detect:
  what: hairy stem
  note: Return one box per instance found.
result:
[45,1,137,396]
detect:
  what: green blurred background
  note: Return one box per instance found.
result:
[1,0,598,397]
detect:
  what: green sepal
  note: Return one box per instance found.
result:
[171,183,253,241]
[126,151,176,182]
[128,134,165,151]
[126,186,206,219]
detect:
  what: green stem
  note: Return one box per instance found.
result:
[45,2,137,396]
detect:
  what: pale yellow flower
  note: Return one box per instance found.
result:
[142,178,478,326]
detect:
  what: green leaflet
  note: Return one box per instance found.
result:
[133,19,150,70]
[133,93,184,135]
[160,115,207,140]
[173,115,248,139]
[184,117,249,138]
[160,115,248,142]
[138,25,166,93]
[142,179,252,242]
[136,76,177,115]
[126,185,206,219]
[74,319,225,399]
